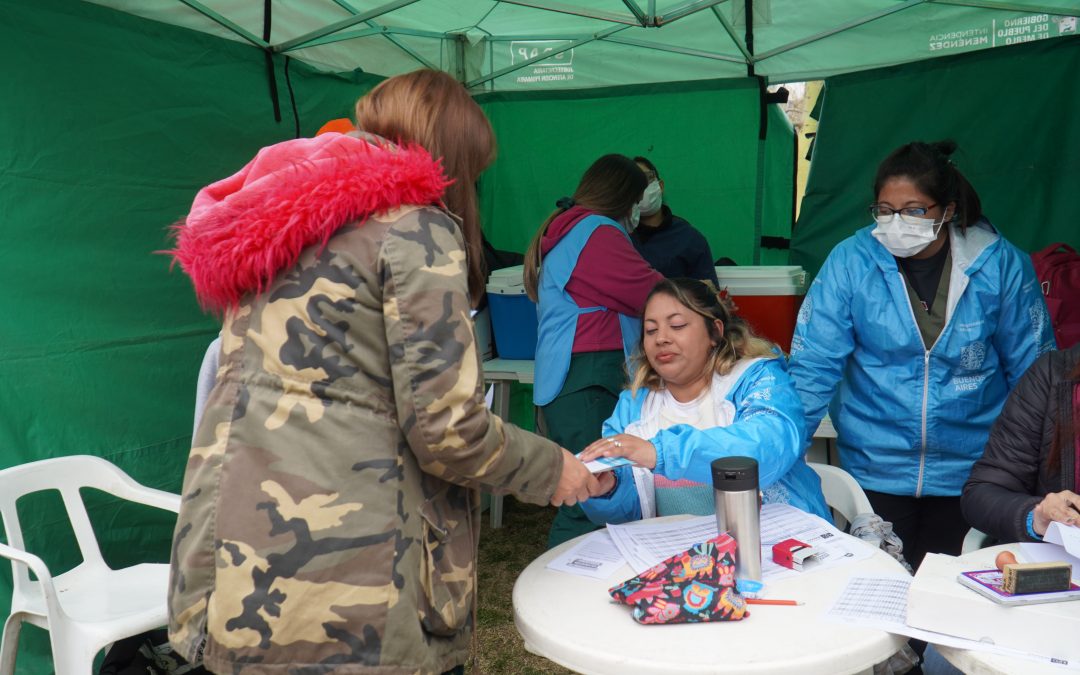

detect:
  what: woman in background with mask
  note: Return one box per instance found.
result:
[632,157,719,285]
[525,153,664,547]
[788,140,1053,569]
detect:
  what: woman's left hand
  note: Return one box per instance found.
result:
[579,433,657,470]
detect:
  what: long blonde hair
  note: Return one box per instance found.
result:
[523,154,646,301]
[355,69,495,305]
[630,278,776,393]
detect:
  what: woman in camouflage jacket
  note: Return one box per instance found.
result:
[167,70,596,674]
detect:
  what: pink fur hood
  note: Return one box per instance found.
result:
[170,132,450,311]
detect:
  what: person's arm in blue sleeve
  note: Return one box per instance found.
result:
[990,243,1056,388]
[650,359,805,488]
[787,247,856,441]
[580,390,645,525]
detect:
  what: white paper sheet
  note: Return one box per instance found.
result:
[606,515,718,573]
[546,530,628,579]
[1046,521,1080,558]
[826,575,1080,670]
[758,503,874,581]
[582,455,634,474]
[604,503,872,579]
[1017,540,1080,583]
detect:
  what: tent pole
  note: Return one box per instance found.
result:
[603,36,745,63]
[177,0,268,48]
[754,0,925,62]
[324,0,440,69]
[263,0,281,123]
[494,1,640,25]
[710,5,753,64]
[274,0,422,53]
[621,0,648,26]
[744,0,765,265]
[658,0,729,25]
[453,34,468,83]
[753,77,767,266]
[743,0,754,77]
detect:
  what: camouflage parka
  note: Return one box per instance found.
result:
[167,133,563,673]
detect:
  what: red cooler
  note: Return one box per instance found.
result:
[714,266,806,353]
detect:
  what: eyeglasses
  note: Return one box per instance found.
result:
[869,203,939,225]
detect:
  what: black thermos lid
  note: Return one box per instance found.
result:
[711,457,759,492]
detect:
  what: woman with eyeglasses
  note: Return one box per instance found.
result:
[788,140,1054,570]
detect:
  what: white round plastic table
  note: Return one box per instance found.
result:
[933,544,1074,675]
[513,520,909,675]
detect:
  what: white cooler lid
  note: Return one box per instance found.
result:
[715,265,806,295]
[486,264,527,295]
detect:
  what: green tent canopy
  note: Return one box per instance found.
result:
[86,0,1080,89]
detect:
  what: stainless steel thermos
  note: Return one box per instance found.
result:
[711,456,761,581]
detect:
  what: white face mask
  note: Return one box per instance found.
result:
[870,212,946,257]
[623,203,641,233]
[638,180,663,216]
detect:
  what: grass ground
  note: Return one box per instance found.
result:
[468,498,575,675]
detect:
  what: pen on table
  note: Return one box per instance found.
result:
[745,598,802,606]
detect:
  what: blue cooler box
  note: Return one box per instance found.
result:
[486,265,538,360]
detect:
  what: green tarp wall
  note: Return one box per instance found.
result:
[477,85,795,266]
[792,33,1080,278]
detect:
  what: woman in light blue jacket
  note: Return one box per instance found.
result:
[579,278,829,524]
[788,140,1054,569]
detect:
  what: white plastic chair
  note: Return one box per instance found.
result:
[0,455,181,675]
[961,527,991,553]
[808,462,873,529]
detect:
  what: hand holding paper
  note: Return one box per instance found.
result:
[1032,489,1080,535]
[582,455,635,474]
[579,433,657,469]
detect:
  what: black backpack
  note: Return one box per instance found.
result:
[98,629,206,675]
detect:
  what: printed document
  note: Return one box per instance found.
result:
[826,575,1080,670]
[546,530,627,579]
[605,503,871,578]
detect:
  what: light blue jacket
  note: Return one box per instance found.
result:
[788,220,1055,498]
[580,358,830,524]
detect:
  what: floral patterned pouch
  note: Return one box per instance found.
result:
[608,533,749,625]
